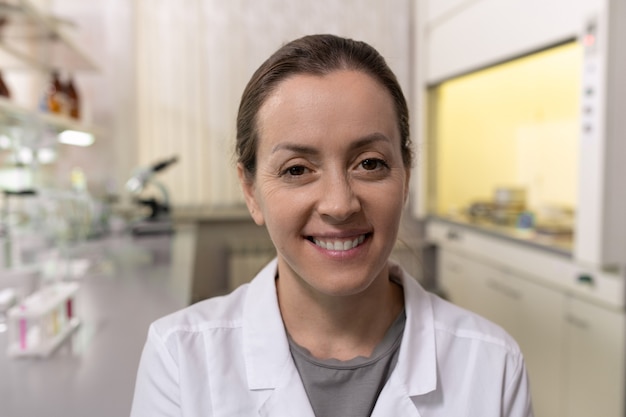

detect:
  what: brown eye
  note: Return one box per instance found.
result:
[286,165,306,176]
[361,158,385,171]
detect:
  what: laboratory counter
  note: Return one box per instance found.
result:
[0,234,187,417]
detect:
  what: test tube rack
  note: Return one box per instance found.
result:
[6,282,80,358]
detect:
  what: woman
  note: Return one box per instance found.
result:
[130,34,533,417]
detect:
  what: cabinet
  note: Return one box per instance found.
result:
[415,0,626,268]
[439,249,564,417]
[564,297,625,417]
[438,246,625,417]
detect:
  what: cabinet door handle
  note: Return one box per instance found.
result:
[486,280,522,300]
[565,314,589,330]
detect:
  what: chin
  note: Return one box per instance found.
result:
[307,266,386,298]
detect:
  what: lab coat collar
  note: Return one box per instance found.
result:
[243,259,291,390]
[391,262,438,397]
[242,259,438,411]
[243,259,317,416]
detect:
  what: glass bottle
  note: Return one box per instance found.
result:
[41,71,65,114]
[0,70,10,99]
[64,74,80,119]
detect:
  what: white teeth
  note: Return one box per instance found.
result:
[313,235,366,251]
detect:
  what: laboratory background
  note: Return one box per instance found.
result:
[0,0,624,416]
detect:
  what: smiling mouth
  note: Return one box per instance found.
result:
[307,234,368,251]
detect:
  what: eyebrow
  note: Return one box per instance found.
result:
[270,132,392,155]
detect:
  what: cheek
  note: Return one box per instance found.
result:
[377,199,404,227]
[363,180,406,225]
[256,184,309,228]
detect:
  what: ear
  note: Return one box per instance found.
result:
[237,163,265,226]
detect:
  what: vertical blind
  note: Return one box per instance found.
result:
[136,0,411,207]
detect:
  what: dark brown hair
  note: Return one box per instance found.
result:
[236,34,412,179]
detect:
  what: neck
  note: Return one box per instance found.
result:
[276,265,404,361]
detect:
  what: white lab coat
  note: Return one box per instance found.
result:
[130,259,533,417]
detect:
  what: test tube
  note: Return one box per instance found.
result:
[19,317,27,350]
[66,297,73,319]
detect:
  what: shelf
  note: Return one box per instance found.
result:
[0,0,98,71]
[0,96,97,140]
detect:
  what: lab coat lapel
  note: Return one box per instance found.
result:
[243,260,315,417]
[243,260,289,391]
[369,263,439,417]
[394,263,438,393]
[371,378,423,417]
[257,363,316,417]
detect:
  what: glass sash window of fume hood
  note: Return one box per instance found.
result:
[426,41,582,252]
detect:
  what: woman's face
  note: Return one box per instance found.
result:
[239,70,410,298]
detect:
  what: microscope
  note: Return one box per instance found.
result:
[125,156,178,236]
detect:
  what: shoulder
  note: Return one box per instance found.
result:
[428,293,522,354]
[396,265,531,412]
[141,283,253,371]
[425,294,532,414]
[394,262,521,355]
[147,259,279,352]
[150,283,249,340]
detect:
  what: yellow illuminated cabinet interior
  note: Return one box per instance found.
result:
[428,41,581,219]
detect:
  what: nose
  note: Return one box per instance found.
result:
[317,171,361,222]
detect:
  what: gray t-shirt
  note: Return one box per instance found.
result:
[288,310,406,417]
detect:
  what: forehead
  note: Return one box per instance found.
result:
[256,70,399,147]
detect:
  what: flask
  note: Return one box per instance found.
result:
[64,74,80,119]
[0,70,10,99]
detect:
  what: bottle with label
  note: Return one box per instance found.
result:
[64,74,80,119]
[0,70,10,99]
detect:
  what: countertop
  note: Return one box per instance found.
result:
[431,215,573,257]
[0,234,187,417]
